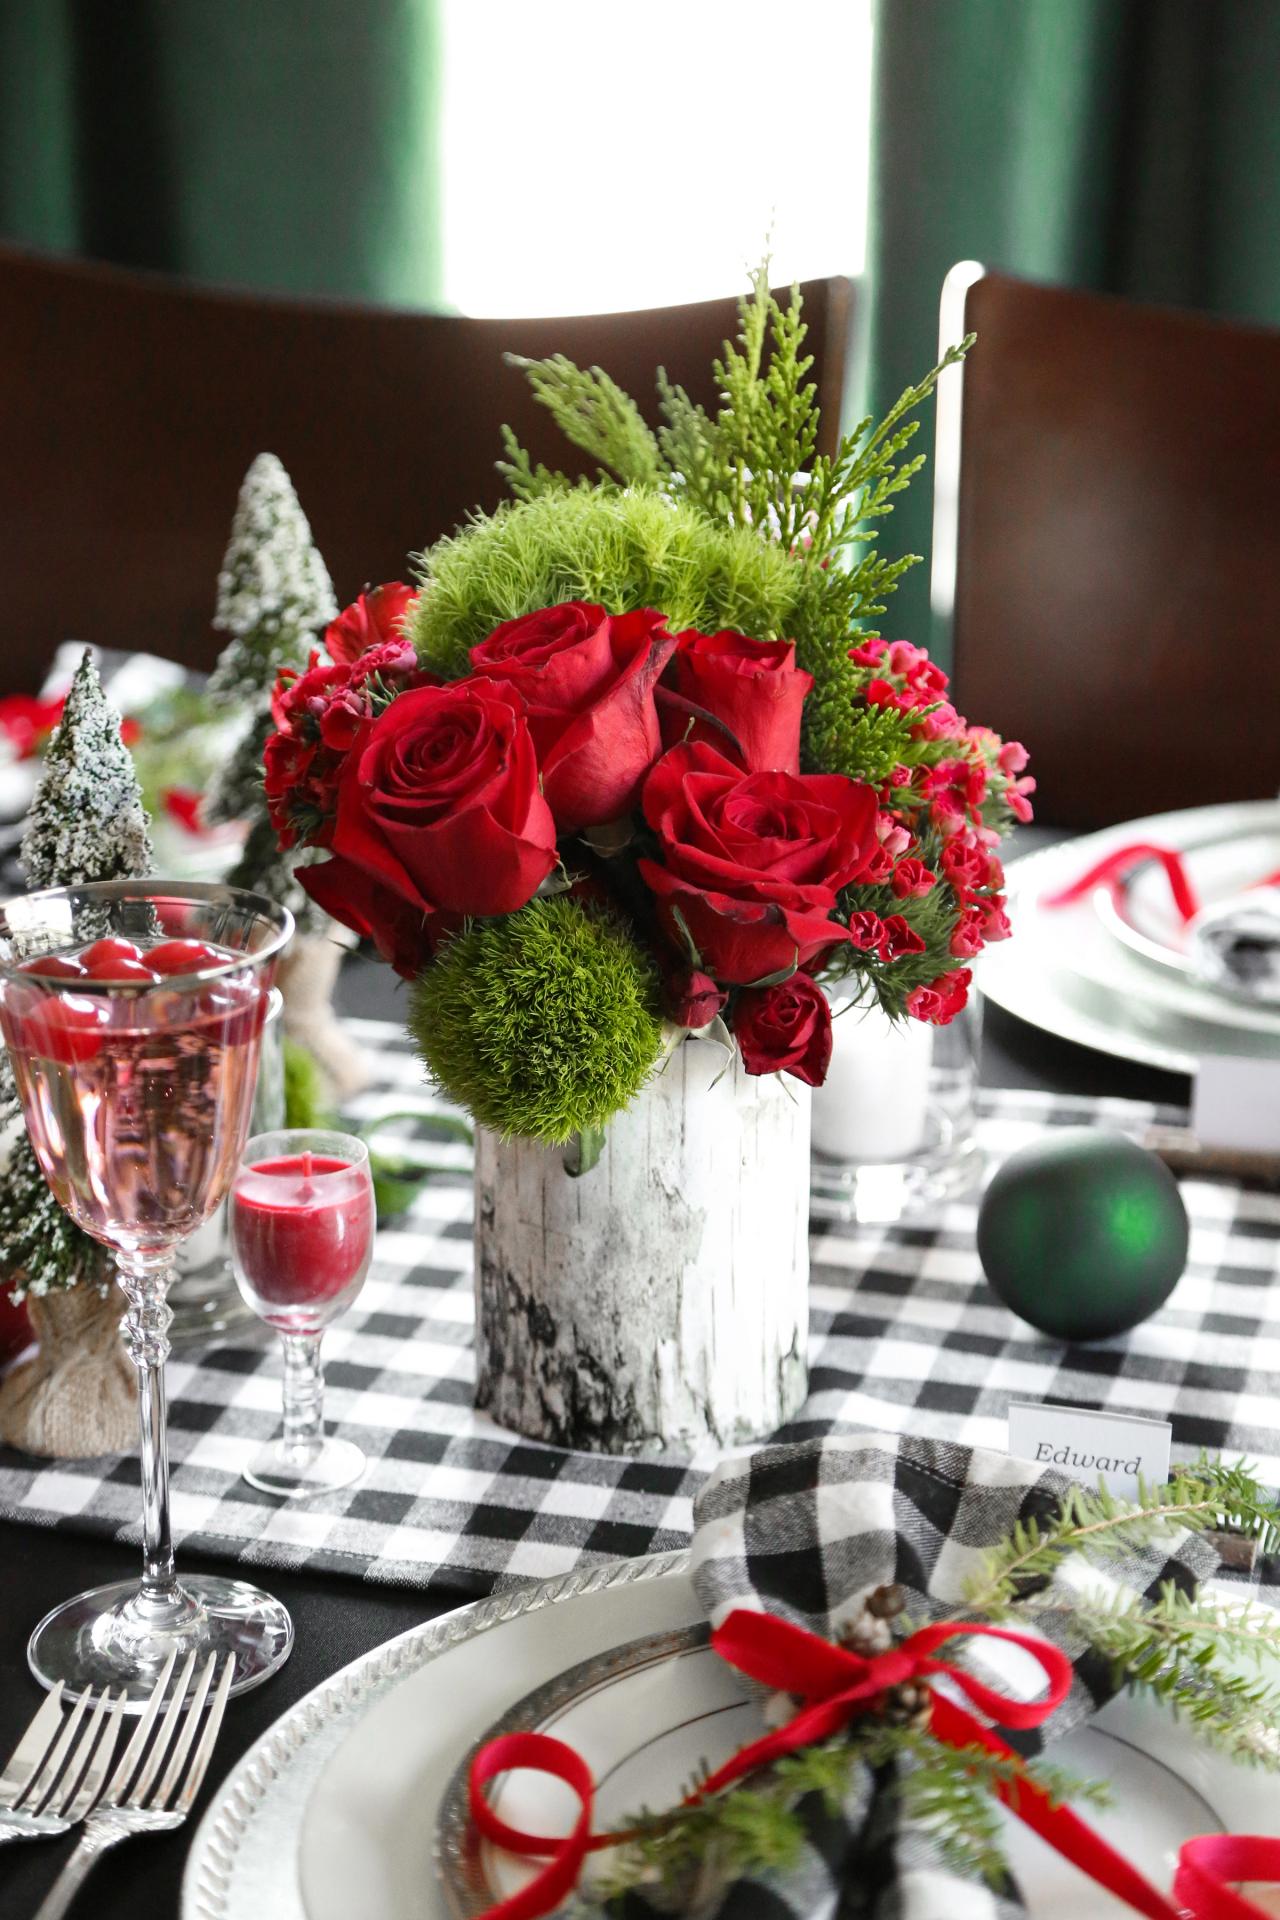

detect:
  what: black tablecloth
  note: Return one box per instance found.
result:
[0,829,1194,1920]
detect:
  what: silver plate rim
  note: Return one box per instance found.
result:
[180,1549,690,1920]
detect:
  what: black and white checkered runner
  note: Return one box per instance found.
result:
[1,1019,1278,1598]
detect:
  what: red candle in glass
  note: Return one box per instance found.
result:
[231,1151,374,1332]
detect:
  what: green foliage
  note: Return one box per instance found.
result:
[964,1457,1280,1616]
[591,1721,1107,1910]
[411,488,809,680]
[503,353,663,489]
[491,263,973,785]
[408,898,664,1144]
[282,1037,331,1131]
[1061,1583,1280,1768]
[0,1129,110,1299]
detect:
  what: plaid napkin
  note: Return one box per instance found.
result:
[661,1432,1218,1920]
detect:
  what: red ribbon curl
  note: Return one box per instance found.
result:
[468,1607,1280,1920]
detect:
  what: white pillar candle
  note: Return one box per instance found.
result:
[811,997,934,1162]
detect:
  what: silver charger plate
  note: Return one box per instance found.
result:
[980,799,1280,1072]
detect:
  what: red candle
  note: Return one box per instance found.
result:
[230,1155,374,1329]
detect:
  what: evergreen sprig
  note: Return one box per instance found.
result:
[493,263,973,790]
[964,1458,1280,1615]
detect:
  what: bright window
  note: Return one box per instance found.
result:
[440,0,873,316]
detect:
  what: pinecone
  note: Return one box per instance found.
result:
[880,1680,932,1730]
[835,1583,907,1657]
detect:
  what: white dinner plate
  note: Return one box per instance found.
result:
[1096,815,1280,987]
[182,1553,1280,1920]
[980,799,1280,1073]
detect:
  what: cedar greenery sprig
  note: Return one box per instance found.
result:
[492,260,973,788]
[963,1457,1280,1615]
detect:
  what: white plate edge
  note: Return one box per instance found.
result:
[180,1549,691,1920]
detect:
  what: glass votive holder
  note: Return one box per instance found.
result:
[809,987,983,1224]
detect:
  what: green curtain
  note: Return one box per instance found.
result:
[0,0,443,305]
[865,0,1280,660]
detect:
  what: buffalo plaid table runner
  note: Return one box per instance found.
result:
[1,1018,1278,1599]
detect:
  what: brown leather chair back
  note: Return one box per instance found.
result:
[946,270,1280,827]
[0,247,853,692]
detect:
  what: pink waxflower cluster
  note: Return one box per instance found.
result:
[839,637,1035,1024]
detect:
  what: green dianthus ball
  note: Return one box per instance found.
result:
[409,898,665,1144]
[411,487,806,678]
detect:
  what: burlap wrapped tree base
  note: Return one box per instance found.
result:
[0,1281,136,1458]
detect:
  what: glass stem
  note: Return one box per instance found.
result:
[115,1248,179,1608]
[281,1333,325,1451]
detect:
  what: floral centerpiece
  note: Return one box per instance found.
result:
[260,268,1032,1451]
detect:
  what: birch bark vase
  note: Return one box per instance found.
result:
[474,1038,810,1452]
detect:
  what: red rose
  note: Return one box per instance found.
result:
[665,966,728,1029]
[302,862,442,978]
[326,582,419,666]
[638,741,877,984]
[299,679,557,938]
[470,602,675,834]
[660,629,813,773]
[735,974,833,1086]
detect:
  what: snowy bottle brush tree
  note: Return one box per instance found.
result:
[205,452,337,911]
[0,650,154,1297]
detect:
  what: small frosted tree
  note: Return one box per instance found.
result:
[204,453,337,910]
[21,649,154,891]
[2,651,154,1296]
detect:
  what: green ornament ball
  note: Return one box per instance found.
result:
[976,1128,1188,1341]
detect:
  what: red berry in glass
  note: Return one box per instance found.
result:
[1,935,269,1251]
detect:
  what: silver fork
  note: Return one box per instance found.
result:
[32,1650,233,1920]
[0,1678,126,1843]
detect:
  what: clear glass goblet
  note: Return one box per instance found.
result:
[230,1127,374,1497]
[0,879,295,1704]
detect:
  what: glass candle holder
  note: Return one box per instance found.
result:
[810,988,983,1224]
[230,1128,374,1497]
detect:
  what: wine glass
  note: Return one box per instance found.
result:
[229,1127,374,1497]
[0,879,295,1704]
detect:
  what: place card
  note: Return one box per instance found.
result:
[1007,1403,1172,1501]
[1193,1051,1280,1154]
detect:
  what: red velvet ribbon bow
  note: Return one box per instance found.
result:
[468,1607,1280,1920]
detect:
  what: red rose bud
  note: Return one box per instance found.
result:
[939,839,989,899]
[326,582,419,665]
[662,629,813,774]
[891,857,937,899]
[470,602,675,834]
[735,974,833,1086]
[300,678,557,938]
[638,741,877,984]
[847,910,883,950]
[666,966,728,1029]
[878,914,927,961]
[949,906,986,959]
[905,968,972,1025]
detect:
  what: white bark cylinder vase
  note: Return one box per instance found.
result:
[474,1038,811,1452]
